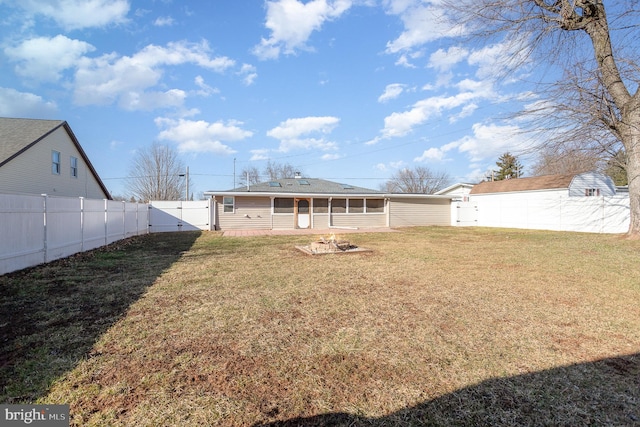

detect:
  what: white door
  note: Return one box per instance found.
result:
[296,199,310,228]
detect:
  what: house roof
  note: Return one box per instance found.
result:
[435,182,474,195]
[0,117,112,199]
[470,174,577,195]
[218,178,382,195]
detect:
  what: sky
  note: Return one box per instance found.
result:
[0,0,543,198]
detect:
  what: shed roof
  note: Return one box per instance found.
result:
[470,174,577,195]
[0,117,112,199]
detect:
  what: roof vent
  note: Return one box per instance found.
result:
[294,172,301,179]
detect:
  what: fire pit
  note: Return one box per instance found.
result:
[296,234,371,255]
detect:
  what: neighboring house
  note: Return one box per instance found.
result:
[435,183,474,201]
[0,117,111,199]
[205,176,451,231]
[465,171,629,233]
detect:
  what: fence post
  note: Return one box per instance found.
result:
[80,197,85,252]
[42,194,48,264]
[104,199,108,246]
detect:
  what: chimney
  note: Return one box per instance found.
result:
[294,172,301,179]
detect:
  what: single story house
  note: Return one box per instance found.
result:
[205,177,452,231]
[464,171,629,233]
[0,117,111,199]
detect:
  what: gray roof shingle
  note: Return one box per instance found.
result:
[225,178,381,194]
[0,118,64,165]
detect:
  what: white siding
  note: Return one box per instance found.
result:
[0,127,107,199]
[568,172,616,197]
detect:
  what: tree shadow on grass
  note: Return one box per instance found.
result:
[255,352,640,426]
[0,231,201,403]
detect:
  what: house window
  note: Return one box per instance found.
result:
[313,198,328,213]
[349,199,364,213]
[274,198,294,213]
[366,199,385,213]
[70,156,78,178]
[331,198,347,214]
[52,151,61,175]
[585,188,600,197]
[223,196,234,213]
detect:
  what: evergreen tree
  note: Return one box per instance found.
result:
[495,152,523,180]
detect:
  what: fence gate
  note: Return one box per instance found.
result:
[455,201,478,226]
[149,200,213,232]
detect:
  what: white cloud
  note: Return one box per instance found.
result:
[451,122,530,162]
[18,0,130,30]
[267,116,340,152]
[0,87,57,117]
[379,92,477,139]
[73,40,235,109]
[193,76,219,97]
[384,2,465,54]
[253,0,353,60]
[378,83,405,103]
[238,64,258,86]
[250,149,271,161]
[154,16,174,26]
[414,147,446,162]
[468,41,530,80]
[428,46,469,73]
[4,35,95,83]
[155,118,253,155]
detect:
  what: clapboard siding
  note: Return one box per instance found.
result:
[389,197,450,227]
[330,213,386,228]
[216,196,272,230]
[0,127,107,199]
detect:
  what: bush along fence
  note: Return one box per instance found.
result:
[0,193,149,276]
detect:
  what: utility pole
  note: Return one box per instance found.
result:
[180,166,189,200]
[233,158,236,189]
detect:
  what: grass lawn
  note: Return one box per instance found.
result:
[1,227,639,426]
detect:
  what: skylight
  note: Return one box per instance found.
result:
[341,183,354,189]
[298,180,310,185]
[269,181,281,187]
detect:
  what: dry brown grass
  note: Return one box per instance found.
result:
[2,227,640,426]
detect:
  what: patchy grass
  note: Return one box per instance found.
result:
[2,227,640,426]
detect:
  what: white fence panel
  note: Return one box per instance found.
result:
[83,198,108,251]
[0,193,149,276]
[45,196,83,262]
[471,192,629,234]
[0,194,46,274]
[149,200,212,232]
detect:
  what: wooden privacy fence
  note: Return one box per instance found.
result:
[0,193,148,276]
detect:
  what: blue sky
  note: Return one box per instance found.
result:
[0,0,541,198]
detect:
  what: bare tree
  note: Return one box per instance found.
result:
[264,160,300,180]
[126,143,188,202]
[381,166,451,194]
[452,1,640,235]
[531,143,601,176]
[237,166,261,188]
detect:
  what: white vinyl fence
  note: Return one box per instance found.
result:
[0,193,148,276]
[457,193,630,233]
[149,200,214,232]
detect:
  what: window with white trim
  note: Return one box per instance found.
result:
[70,156,78,178]
[52,151,61,175]
[585,188,600,197]
[223,196,234,213]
